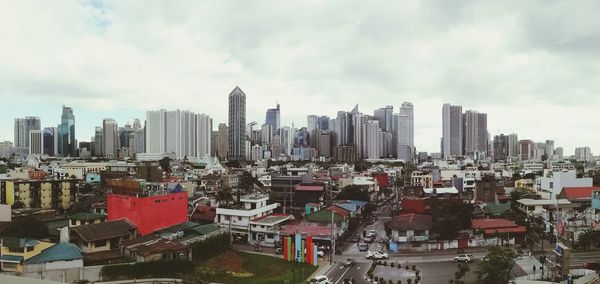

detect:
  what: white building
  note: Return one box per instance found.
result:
[536,171,593,199]
[365,120,380,159]
[103,118,118,158]
[575,147,593,162]
[28,130,43,155]
[215,194,280,242]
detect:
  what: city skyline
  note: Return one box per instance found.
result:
[2,1,600,154]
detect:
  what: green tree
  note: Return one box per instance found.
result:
[216,189,234,206]
[158,157,172,173]
[454,262,470,282]
[576,229,596,250]
[432,202,474,239]
[239,171,260,191]
[1,216,49,239]
[475,247,518,284]
[336,185,370,202]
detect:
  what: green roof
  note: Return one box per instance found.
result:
[306,210,344,223]
[69,212,107,221]
[26,243,82,264]
[191,224,221,235]
[484,203,511,216]
[44,218,69,236]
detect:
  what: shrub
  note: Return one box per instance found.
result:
[397,280,402,284]
[405,265,409,270]
[190,233,230,263]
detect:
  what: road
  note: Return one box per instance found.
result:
[324,203,488,283]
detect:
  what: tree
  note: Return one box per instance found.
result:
[1,216,49,239]
[216,189,234,206]
[158,157,172,173]
[454,262,470,282]
[336,185,370,202]
[239,171,260,191]
[432,202,474,239]
[475,247,518,284]
[576,229,596,250]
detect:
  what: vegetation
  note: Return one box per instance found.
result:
[1,216,49,239]
[575,229,600,250]
[100,260,194,281]
[335,185,370,202]
[451,262,470,284]
[216,189,235,206]
[158,157,172,173]
[190,233,231,263]
[432,202,474,239]
[475,247,519,284]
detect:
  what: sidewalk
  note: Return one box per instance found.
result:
[513,255,544,280]
[387,247,490,256]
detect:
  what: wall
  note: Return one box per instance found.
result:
[108,192,188,236]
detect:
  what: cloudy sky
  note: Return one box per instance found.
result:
[1,0,599,154]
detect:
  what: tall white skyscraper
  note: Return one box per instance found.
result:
[575,147,592,162]
[103,118,118,158]
[195,113,213,158]
[29,130,43,155]
[146,109,167,154]
[351,106,365,158]
[508,133,519,159]
[399,102,414,161]
[442,104,463,158]
[393,113,411,161]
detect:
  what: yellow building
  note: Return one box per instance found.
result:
[2,180,77,210]
[0,237,54,272]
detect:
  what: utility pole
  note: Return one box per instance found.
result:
[330,208,335,265]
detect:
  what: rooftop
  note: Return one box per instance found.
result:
[561,187,600,201]
[385,213,432,231]
[25,243,83,264]
[517,198,572,206]
[72,220,135,242]
[251,213,293,224]
[69,212,107,221]
[121,236,186,257]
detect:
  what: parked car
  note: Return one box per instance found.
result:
[583,261,600,270]
[342,258,354,267]
[309,275,332,284]
[454,254,473,263]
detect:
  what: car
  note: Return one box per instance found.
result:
[454,254,473,263]
[369,230,377,236]
[358,243,369,252]
[342,258,354,267]
[366,251,389,260]
[363,236,375,243]
[309,275,332,284]
[350,234,361,242]
[583,261,600,270]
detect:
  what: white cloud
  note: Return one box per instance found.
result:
[0,0,599,155]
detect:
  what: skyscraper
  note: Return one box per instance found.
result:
[42,127,58,156]
[365,120,380,159]
[195,113,213,158]
[29,130,43,155]
[128,128,145,155]
[508,133,519,159]
[145,110,212,159]
[442,104,463,158]
[265,103,280,135]
[373,106,393,132]
[351,105,365,158]
[545,140,555,159]
[228,86,246,161]
[400,102,415,161]
[146,109,167,154]
[463,110,487,157]
[58,106,76,157]
[575,147,593,162]
[518,139,535,161]
[14,116,41,148]
[493,134,509,161]
[307,115,319,134]
[393,114,410,161]
[318,116,330,131]
[103,118,118,158]
[217,123,229,159]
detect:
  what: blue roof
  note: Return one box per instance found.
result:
[25,243,82,265]
[335,200,368,212]
[0,255,24,263]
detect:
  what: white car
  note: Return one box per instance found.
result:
[366,251,388,260]
[309,275,333,284]
[454,254,472,263]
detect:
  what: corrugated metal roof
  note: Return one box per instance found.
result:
[25,243,82,264]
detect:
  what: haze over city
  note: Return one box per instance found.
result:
[2,1,600,153]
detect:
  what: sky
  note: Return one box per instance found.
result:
[1,0,600,154]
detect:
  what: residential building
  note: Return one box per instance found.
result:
[0,141,13,158]
[493,134,509,161]
[575,147,593,162]
[536,171,593,199]
[399,102,415,160]
[70,220,137,253]
[386,213,432,246]
[14,116,41,148]
[23,243,83,274]
[508,133,519,160]
[463,110,487,157]
[393,113,411,161]
[365,120,380,159]
[0,237,54,272]
[215,194,280,242]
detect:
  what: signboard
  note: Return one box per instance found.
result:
[592,191,600,210]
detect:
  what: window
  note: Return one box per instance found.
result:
[94,240,107,247]
[2,262,18,270]
[8,247,24,253]
[549,182,554,189]
[238,216,242,221]
[71,219,77,226]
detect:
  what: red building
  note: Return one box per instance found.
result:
[107,192,188,236]
[372,172,390,188]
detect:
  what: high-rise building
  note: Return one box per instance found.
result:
[132,118,142,130]
[14,116,41,148]
[493,134,509,162]
[217,123,229,159]
[265,103,280,136]
[92,126,103,157]
[351,105,365,158]
[463,110,488,157]
[555,147,564,160]
[280,126,293,156]
[228,86,246,161]
[518,139,535,161]
[103,118,118,158]
[575,147,593,162]
[442,104,463,158]
[393,114,411,161]
[374,106,393,132]
[29,130,43,155]
[0,141,13,158]
[317,130,332,157]
[335,111,352,146]
[545,140,555,159]
[42,127,58,156]
[379,131,393,158]
[129,128,145,155]
[318,116,330,131]
[261,124,272,146]
[365,120,380,159]
[307,115,319,134]
[399,102,415,161]
[145,109,212,159]
[508,133,519,159]
[58,106,76,157]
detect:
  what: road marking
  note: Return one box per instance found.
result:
[334,267,351,284]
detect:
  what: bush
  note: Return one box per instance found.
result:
[101,260,194,281]
[190,233,230,263]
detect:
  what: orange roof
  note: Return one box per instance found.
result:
[562,187,600,200]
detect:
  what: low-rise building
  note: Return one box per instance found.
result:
[386,213,432,245]
[121,235,189,262]
[215,194,279,243]
[70,219,137,254]
[23,243,83,273]
[0,237,54,272]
